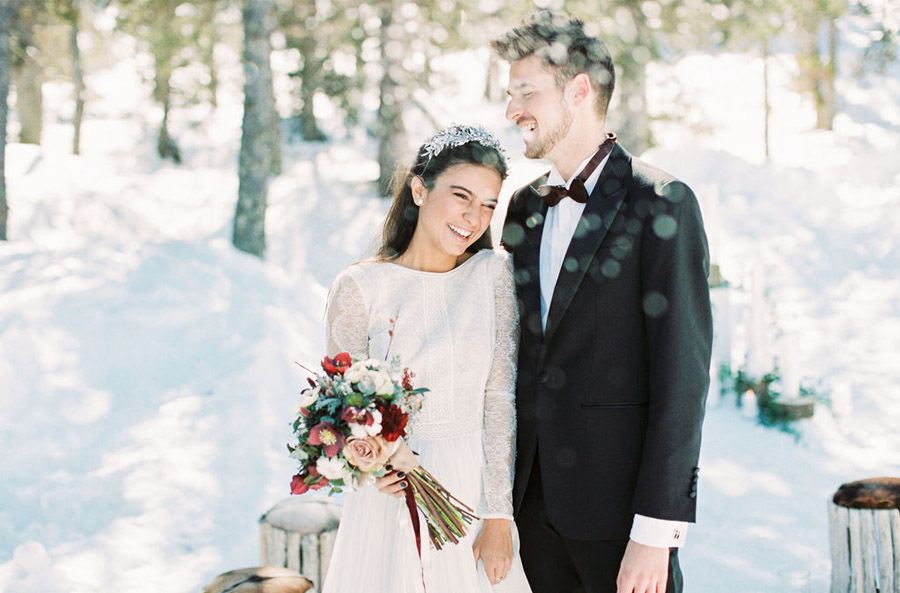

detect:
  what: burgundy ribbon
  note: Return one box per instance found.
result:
[404,484,426,591]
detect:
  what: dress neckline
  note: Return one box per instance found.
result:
[381,248,490,276]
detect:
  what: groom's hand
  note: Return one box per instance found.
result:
[616,539,669,593]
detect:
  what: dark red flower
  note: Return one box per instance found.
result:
[379,403,408,442]
[307,465,328,490]
[308,422,345,457]
[290,474,309,495]
[322,352,352,376]
[341,406,375,427]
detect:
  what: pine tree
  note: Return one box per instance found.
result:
[233,0,277,258]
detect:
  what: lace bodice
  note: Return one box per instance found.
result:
[324,248,519,519]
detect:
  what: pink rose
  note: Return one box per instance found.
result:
[342,436,391,472]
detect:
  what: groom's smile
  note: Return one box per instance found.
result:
[505,55,573,160]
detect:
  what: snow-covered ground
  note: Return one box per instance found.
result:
[1,17,898,593]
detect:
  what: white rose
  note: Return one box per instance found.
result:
[349,422,369,439]
[299,388,318,408]
[356,373,376,394]
[344,361,368,384]
[316,456,347,481]
[373,371,395,396]
[365,408,383,437]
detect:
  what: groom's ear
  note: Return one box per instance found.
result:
[567,73,593,107]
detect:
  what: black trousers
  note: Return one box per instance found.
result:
[516,457,683,593]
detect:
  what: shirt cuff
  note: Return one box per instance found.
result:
[630,514,688,548]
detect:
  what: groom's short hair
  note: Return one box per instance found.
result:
[491,10,615,118]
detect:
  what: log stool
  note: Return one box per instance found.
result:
[828,477,900,593]
[203,566,313,593]
[259,497,342,590]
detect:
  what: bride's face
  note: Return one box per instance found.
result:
[411,163,501,258]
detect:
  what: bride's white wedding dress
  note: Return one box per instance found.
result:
[321,248,532,593]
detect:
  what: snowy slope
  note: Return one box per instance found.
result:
[1,17,899,593]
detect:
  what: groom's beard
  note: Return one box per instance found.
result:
[525,105,573,159]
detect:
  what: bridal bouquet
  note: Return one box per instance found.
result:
[289,352,478,550]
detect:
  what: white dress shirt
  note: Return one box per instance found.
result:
[539,149,689,549]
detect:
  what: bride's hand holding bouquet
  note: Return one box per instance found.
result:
[289,352,478,551]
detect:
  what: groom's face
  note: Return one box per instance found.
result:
[505,55,573,160]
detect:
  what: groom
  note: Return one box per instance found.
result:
[494,11,713,593]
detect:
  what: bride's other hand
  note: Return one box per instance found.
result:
[387,441,419,472]
[375,470,407,498]
[473,518,513,587]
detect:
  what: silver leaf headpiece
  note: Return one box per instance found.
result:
[421,124,507,163]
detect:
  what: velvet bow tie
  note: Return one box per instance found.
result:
[538,132,617,207]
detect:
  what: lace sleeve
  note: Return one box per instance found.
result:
[479,252,519,519]
[325,268,369,359]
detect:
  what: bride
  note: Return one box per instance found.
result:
[321,125,532,593]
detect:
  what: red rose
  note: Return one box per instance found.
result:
[322,352,352,376]
[378,403,408,442]
[307,465,328,490]
[290,474,309,495]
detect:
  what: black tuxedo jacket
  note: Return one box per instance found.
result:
[502,143,713,541]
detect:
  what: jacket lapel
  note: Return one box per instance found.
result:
[543,144,632,345]
[514,178,549,341]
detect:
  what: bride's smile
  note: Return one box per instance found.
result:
[403,163,501,271]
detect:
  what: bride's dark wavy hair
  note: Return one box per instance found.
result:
[378,140,508,260]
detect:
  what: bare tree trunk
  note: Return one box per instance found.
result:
[484,51,501,102]
[155,66,181,163]
[614,62,649,155]
[797,15,830,130]
[610,5,651,155]
[200,0,219,109]
[14,34,42,145]
[233,0,276,258]
[376,0,406,197]
[296,0,325,141]
[69,0,85,155]
[0,0,11,240]
[823,16,838,130]
[763,36,770,160]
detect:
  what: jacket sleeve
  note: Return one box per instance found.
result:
[632,180,713,522]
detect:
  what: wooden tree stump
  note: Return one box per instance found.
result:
[259,497,342,590]
[203,566,313,593]
[828,477,900,593]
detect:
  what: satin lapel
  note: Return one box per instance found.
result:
[507,176,548,342]
[543,144,632,345]
[522,181,549,340]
